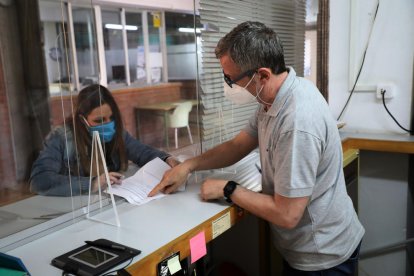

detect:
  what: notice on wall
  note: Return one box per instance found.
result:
[152,12,161,28]
[212,211,231,239]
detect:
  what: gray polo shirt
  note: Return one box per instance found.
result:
[243,67,364,271]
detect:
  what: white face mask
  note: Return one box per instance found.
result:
[224,73,257,105]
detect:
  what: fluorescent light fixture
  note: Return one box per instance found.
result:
[105,24,138,31]
[178,27,202,33]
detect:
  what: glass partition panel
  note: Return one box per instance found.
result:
[0,0,109,251]
[0,0,200,252]
[198,0,305,151]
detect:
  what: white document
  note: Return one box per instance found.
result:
[110,157,170,205]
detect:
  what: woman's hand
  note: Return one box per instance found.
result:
[165,156,180,168]
[92,171,124,192]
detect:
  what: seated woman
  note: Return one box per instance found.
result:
[30,84,178,196]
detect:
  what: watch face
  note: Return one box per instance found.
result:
[224,182,233,194]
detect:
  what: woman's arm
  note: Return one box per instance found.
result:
[29,128,90,196]
[124,131,170,166]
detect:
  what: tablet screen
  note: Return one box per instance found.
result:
[69,247,118,268]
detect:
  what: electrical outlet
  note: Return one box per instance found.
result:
[376,83,396,99]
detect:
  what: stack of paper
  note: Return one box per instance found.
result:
[110,157,170,205]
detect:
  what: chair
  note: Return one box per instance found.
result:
[167,101,193,149]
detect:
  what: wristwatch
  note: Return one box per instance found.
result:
[223,181,239,203]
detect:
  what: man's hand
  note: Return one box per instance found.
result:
[200,179,228,201]
[148,162,191,196]
[92,171,124,192]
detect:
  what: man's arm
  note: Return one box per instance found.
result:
[188,131,258,171]
[148,131,258,196]
[200,179,309,229]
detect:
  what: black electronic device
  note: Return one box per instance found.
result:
[157,252,187,276]
[51,239,140,276]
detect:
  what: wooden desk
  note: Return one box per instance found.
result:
[135,100,198,148]
[6,170,253,275]
[340,132,414,154]
[6,133,413,275]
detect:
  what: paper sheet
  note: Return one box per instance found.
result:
[110,157,170,205]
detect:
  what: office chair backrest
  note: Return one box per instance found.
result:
[168,101,193,128]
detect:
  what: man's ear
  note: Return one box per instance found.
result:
[257,68,271,82]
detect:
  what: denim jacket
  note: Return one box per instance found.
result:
[29,126,169,196]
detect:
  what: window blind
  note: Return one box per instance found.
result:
[198,0,306,151]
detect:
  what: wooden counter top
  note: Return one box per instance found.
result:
[341,132,414,154]
[127,206,246,275]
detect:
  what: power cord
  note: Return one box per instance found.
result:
[381,89,413,134]
[337,0,380,121]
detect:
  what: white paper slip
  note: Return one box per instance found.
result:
[109,157,171,205]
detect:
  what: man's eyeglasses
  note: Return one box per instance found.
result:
[223,69,256,88]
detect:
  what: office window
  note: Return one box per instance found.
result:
[40,1,73,95]
[102,9,126,86]
[125,12,146,85]
[165,12,201,80]
[147,12,163,83]
[73,7,99,87]
[165,12,198,45]
[305,0,319,85]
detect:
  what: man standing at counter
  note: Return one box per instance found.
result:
[149,21,364,275]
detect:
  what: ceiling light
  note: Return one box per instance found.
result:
[105,24,138,31]
[178,27,202,33]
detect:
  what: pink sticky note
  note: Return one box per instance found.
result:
[189,231,207,264]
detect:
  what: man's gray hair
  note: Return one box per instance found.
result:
[215,21,286,74]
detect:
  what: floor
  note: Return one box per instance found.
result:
[153,124,201,153]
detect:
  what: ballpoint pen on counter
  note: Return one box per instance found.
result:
[85,239,141,255]
[255,162,262,174]
[85,240,126,251]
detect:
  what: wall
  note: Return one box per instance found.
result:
[358,151,409,276]
[0,42,16,188]
[329,0,413,134]
[0,1,46,184]
[330,1,413,275]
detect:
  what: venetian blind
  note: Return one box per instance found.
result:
[198,0,306,151]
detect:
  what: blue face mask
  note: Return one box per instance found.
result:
[88,120,116,143]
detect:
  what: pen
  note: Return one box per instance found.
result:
[85,240,127,251]
[255,163,262,174]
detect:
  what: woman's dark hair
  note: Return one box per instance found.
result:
[71,84,127,175]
